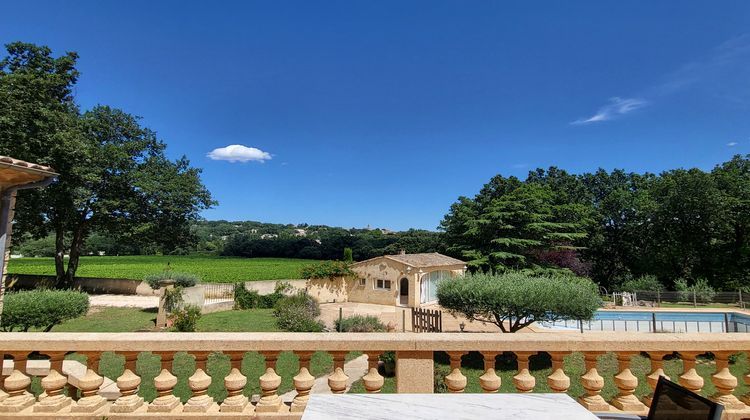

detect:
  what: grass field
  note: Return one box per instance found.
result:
[7,255,314,282]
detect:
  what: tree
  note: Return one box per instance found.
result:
[343,247,353,262]
[437,272,600,333]
[441,180,589,273]
[0,43,214,286]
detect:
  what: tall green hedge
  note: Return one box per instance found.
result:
[1,289,89,332]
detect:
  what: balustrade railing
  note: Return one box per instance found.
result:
[2,332,750,418]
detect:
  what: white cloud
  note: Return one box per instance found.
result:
[572,97,648,125]
[728,142,738,147]
[207,145,272,163]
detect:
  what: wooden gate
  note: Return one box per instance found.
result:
[411,307,442,332]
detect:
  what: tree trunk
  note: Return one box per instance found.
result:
[64,224,87,287]
[54,224,66,285]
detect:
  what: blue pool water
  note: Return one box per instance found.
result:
[594,310,750,323]
[540,310,750,333]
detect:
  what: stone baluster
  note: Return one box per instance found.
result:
[512,352,536,393]
[291,351,316,412]
[0,354,7,403]
[71,352,107,414]
[479,352,501,393]
[678,352,704,395]
[147,352,182,413]
[578,352,609,411]
[445,352,467,393]
[185,352,217,413]
[362,351,385,393]
[0,353,34,413]
[111,351,145,413]
[256,351,284,413]
[612,352,647,412]
[643,352,669,407]
[220,352,249,413]
[328,352,349,394]
[546,352,570,393]
[710,351,745,410]
[34,352,71,413]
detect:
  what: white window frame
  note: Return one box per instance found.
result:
[359,278,366,287]
[375,279,391,290]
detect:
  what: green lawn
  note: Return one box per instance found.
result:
[7,255,314,282]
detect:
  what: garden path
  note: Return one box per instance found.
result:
[279,354,369,400]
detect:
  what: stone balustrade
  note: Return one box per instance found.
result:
[1,332,750,418]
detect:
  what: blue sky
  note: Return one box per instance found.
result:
[3,2,750,230]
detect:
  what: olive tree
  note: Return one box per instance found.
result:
[437,272,600,333]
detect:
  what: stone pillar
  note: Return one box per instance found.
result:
[256,351,284,413]
[578,352,609,411]
[184,352,218,413]
[678,352,704,395]
[611,352,647,412]
[147,352,182,413]
[479,352,501,393]
[546,352,570,393]
[328,351,349,394]
[111,351,145,413]
[34,352,71,413]
[291,351,315,412]
[220,352,249,413]
[512,352,536,393]
[71,352,107,414]
[362,352,385,393]
[396,351,434,393]
[710,351,745,410]
[643,352,669,407]
[444,352,467,393]
[0,353,34,413]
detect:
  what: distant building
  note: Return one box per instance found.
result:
[293,229,307,237]
[260,233,278,240]
[305,252,466,308]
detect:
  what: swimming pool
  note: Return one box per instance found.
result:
[538,310,750,333]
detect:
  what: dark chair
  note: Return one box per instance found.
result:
[596,376,723,420]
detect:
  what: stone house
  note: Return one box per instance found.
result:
[306,252,466,308]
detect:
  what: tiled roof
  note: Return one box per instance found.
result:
[0,156,56,174]
[0,156,57,186]
[353,252,465,268]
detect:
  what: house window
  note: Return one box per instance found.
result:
[375,279,391,290]
[359,278,366,287]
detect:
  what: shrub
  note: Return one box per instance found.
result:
[172,305,202,332]
[144,271,199,289]
[675,278,716,303]
[437,271,601,333]
[618,274,664,292]
[234,284,262,309]
[273,292,324,332]
[300,260,354,279]
[1,289,89,332]
[343,247,353,263]
[234,283,288,310]
[433,362,451,393]
[335,315,386,332]
[379,351,396,377]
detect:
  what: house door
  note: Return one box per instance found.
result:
[399,278,409,306]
